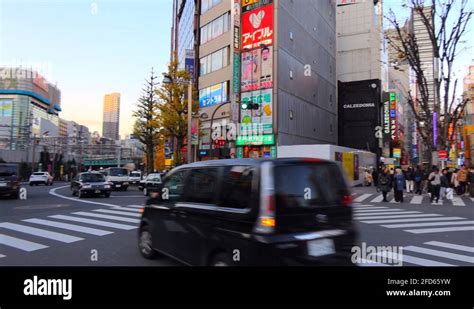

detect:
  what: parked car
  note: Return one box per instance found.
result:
[0,163,20,199]
[102,167,130,191]
[140,173,162,196]
[138,158,356,266]
[70,172,112,198]
[29,172,53,186]
[129,171,142,185]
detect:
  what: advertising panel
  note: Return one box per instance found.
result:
[342,152,354,181]
[0,99,13,119]
[241,3,274,51]
[199,82,228,108]
[241,46,273,92]
[242,0,273,13]
[185,49,195,82]
[232,0,241,123]
[389,92,398,142]
[240,89,273,134]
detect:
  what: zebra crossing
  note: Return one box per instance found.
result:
[352,192,473,206]
[0,205,143,259]
[353,204,474,234]
[357,241,474,267]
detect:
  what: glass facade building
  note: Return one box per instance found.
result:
[177,0,196,69]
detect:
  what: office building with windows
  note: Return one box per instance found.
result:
[102,92,120,141]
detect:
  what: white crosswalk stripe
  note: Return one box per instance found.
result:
[355,211,421,216]
[452,197,465,206]
[126,205,145,208]
[424,241,474,253]
[370,195,384,203]
[22,218,113,236]
[354,214,442,220]
[403,246,474,263]
[71,212,140,223]
[0,234,48,251]
[354,208,402,213]
[404,226,474,234]
[0,222,83,243]
[110,206,141,212]
[92,209,142,217]
[410,196,423,204]
[50,215,137,230]
[0,254,5,258]
[359,217,465,224]
[353,207,389,211]
[376,251,455,267]
[381,220,474,229]
[356,258,392,267]
[354,193,372,202]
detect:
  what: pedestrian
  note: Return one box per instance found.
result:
[468,167,474,198]
[372,168,378,187]
[457,165,469,195]
[393,168,406,203]
[378,167,392,202]
[440,168,451,201]
[364,169,373,186]
[414,166,423,195]
[428,167,441,203]
[405,167,414,193]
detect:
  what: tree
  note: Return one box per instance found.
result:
[385,0,472,157]
[154,141,166,172]
[155,59,198,166]
[133,69,161,174]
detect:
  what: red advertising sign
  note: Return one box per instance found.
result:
[439,150,448,159]
[241,3,273,51]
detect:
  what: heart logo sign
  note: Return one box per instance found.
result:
[249,10,265,29]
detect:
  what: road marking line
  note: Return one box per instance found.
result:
[376,251,454,267]
[22,218,113,236]
[452,197,465,207]
[404,226,474,234]
[71,212,140,223]
[370,195,384,203]
[424,241,474,253]
[403,246,474,263]
[354,208,403,213]
[0,254,5,258]
[49,215,136,230]
[93,209,141,217]
[0,234,48,251]
[410,196,423,204]
[360,217,465,224]
[355,211,421,217]
[389,199,397,203]
[0,222,83,243]
[126,205,145,208]
[355,214,442,220]
[110,206,141,212]
[353,207,390,211]
[49,186,121,208]
[354,194,372,202]
[111,195,144,198]
[381,220,474,228]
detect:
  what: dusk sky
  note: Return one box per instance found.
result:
[0,0,472,137]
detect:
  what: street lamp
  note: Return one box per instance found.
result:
[162,74,194,164]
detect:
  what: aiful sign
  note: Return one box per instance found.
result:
[241,3,274,50]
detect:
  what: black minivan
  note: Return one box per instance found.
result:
[138,158,357,266]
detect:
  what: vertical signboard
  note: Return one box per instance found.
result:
[185,50,195,81]
[231,0,241,123]
[389,92,398,142]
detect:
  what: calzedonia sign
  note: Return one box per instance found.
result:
[237,134,274,146]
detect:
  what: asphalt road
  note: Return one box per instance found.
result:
[0,183,472,266]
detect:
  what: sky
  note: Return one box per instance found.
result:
[0,0,173,138]
[0,0,472,137]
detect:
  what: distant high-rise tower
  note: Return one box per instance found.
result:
[102,92,120,140]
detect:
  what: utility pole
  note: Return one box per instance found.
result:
[31,134,37,172]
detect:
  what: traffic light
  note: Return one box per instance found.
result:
[241,102,259,110]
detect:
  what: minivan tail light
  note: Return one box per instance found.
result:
[342,195,353,206]
[254,162,276,234]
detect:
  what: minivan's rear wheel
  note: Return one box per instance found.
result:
[139,227,157,259]
[211,253,232,266]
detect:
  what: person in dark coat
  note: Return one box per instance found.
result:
[414,166,424,195]
[393,168,406,203]
[378,167,392,202]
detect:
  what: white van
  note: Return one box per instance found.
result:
[103,167,130,191]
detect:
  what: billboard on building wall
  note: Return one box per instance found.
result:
[185,49,195,82]
[241,3,274,51]
[390,92,398,142]
[241,46,273,92]
[240,89,273,135]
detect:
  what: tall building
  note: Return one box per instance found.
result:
[0,67,61,161]
[171,0,337,160]
[59,118,68,137]
[102,92,120,141]
[336,0,386,155]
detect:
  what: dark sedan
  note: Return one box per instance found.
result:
[71,172,112,198]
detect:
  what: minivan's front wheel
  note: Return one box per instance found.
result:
[211,253,232,266]
[139,227,157,259]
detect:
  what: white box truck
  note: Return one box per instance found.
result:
[277,144,377,187]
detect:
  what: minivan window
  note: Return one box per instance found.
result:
[108,168,128,176]
[163,170,187,202]
[219,166,254,209]
[185,168,219,204]
[0,165,17,176]
[274,163,346,209]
